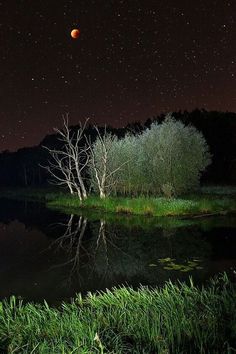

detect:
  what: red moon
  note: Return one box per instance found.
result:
[71,28,80,39]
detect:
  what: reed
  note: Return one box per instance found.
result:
[0,273,235,353]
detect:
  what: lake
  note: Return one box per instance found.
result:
[0,198,235,304]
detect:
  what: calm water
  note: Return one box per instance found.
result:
[0,198,236,303]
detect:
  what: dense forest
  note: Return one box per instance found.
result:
[0,109,235,187]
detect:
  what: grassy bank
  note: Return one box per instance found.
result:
[0,274,235,353]
[1,186,236,217]
[49,194,236,217]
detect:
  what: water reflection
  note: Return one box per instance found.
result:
[0,198,235,303]
[50,213,234,292]
[50,215,88,280]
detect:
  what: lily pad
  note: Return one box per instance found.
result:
[170,264,183,270]
[158,257,175,263]
[159,257,204,272]
[180,267,193,272]
[187,261,198,266]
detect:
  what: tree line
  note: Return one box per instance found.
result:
[0,109,235,188]
[43,113,211,199]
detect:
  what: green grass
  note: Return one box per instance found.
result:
[48,193,236,217]
[0,273,235,353]
[1,185,236,217]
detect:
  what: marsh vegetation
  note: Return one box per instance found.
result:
[1,274,235,353]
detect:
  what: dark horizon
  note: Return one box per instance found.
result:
[0,108,235,153]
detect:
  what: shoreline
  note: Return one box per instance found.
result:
[0,186,236,218]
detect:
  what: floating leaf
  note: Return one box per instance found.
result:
[148,264,157,267]
[180,267,193,272]
[187,261,198,266]
[158,258,175,263]
[170,264,183,270]
[159,257,204,272]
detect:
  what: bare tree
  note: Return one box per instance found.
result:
[41,115,89,201]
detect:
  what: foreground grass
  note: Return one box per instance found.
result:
[1,186,236,217]
[0,274,235,353]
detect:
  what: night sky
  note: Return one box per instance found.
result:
[0,0,235,151]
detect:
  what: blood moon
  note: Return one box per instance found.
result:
[71,28,80,39]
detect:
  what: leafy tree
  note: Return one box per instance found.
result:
[139,115,211,195]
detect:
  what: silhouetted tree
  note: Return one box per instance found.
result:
[41,116,89,200]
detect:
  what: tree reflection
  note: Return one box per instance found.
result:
[51,215,134,286]
[49,214,87,284]
[50,214,212,290]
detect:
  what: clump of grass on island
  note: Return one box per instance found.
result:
[47,193,236,217]
[0,274,235,353]
[1,186,236,217]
